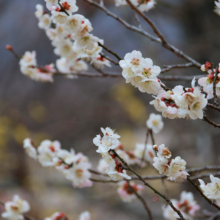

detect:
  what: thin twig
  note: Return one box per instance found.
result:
[207,103,220,113]
[161,63,194,73]
[127,182,153,220]
[100,53,119,65]
[203,116,220,129]
[98,42,122,61]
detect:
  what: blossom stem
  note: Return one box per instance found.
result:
[203,116,220,129]
[111,150,186,220]
[127,182,153,220]
[98,42,122,61]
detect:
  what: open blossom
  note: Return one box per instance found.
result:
[198,66,220,100]
[153,144,188,181]
[134,143,155,164]
[199,175,220,204]
[37,140,61,166]
[93,127,120,153]
[44,0,58,11]
[115,0,127,6]
[35,5,51,30]
[167,156,188,182]
[117,181,143,202]
[23,138,37,160]
[2,195,30,220]
[163,191,199,220]
[119,50,161,95]
[146,113,164,134]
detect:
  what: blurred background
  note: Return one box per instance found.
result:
[0,0,220,219]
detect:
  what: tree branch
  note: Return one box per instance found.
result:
[111,150,185,220]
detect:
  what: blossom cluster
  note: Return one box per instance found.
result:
[150,79,207,120]
[119,50,162,95]
[93,127,131,181]
[153,144,189,181]
[117,181,143,202]
[19,0,111,82]
[23,138,93,188]
[1,195,90,220]
[19,51,55,82]
[162,191,200,220]
[199,62,220,99]
[199,175,220,205]
[115,0,156,12]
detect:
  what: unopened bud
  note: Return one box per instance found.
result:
[5,45,13,51]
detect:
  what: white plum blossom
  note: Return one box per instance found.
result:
[64,161,93,188]
[79,211,91,220]
[117,181,143,202]
[2,195,30,220]
[44,0,58,11]
[51,11,68,24]
[37,140,61,166]
[59,0,78,13]
[35,4,44,19]
[56,57,87,75]
[199,175,220,205]
[38,14,51,30]
[93,127,120,153]
[146,113,164,133]
[214,1,220,16]
[163,191,200,220]
[167,156,189,182]
[153,144,188,181]
[97,158,109,173]
[153,156,169,175]
[154,144,171,159]
[119,50,161,95]
[134,143,155,164]
[23,138,37,160]
[19,51,37,68]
